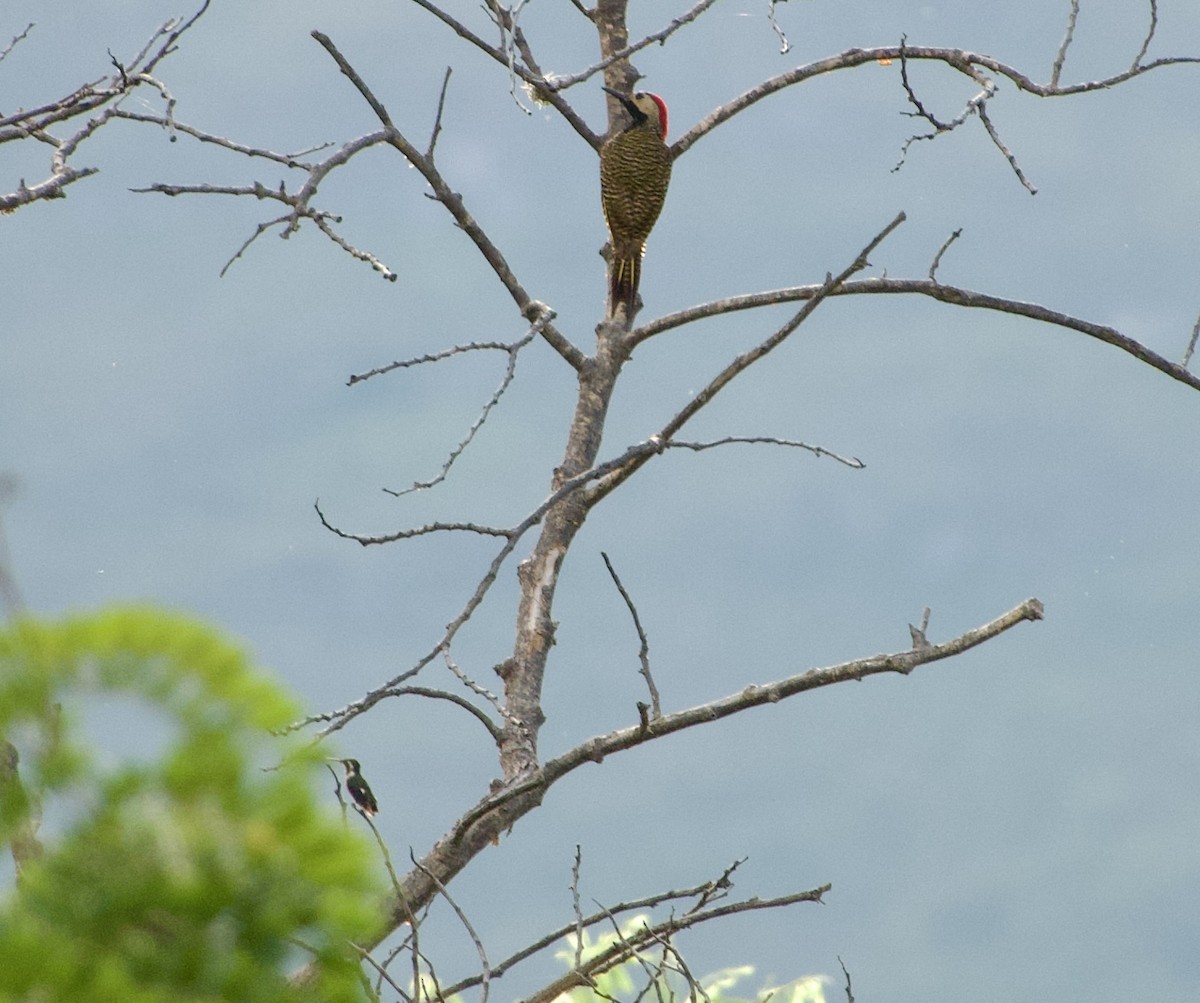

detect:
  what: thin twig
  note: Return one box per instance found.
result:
[838,957,855,1003]
[382,323,544,497]
[520,886,831,1003]
[908,607,933,650]
[380,685,503,743]
[312,214,398,281]
[440,650,508,723]
[354,944,414,1003]
[589,213,906,506]
[767,0,791,55]
[114,110,321,168]
[667,436,864,470]
[898,36,950,131]
[406,0,599,146]
[892,38,1027,188]
[601,552,661,719]
[297,436,669,735]
[426,66,453,160]
[1132,0,1158,70]
[538,0,721,94]
[409,851,493,1003]
[928,228,962,282]
[0,22,34,63]
[311,30,583,368]
[684,858,743,916]
[1050,0,1081,88]
[440,861,748,998]
[350,340,523,386]
[1184,311,1200,369]
[977,101,1036,193]
[571,846,585,970]
[313,511,513,547]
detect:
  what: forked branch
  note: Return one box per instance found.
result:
[363,597,1042,942]
[310,30,583,369]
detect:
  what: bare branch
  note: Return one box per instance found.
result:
[595,911,668,1003]
[976,101,1036,193]
[0,22,34,64]
[407,0,600,147]
[571,846,585,970]
[409,851,493,1003]
[635,276,1200,395]
[112,110,323,168]
[380,685,503,743]
[382,322,544,497]
[312,213,398,281]
[533,598,1044,778]
[890,37,1034,189]
[839,957,855,1003]
[685,858,743,915]
[1050,0,1081,88]
[219,215,292,278]
[140,0,212,76]
[350,340,523,386]
[1132,0,1158,70]
[441,649,508,722]
[767,1,791,55]
[297,437,667,736]
[311,30,584,369]
[672,43,1200,162]
[908,607,933,650]
[589,213,905,506]
[426,66,453,160]
[482,0,536,114]
[441,860,748,999]
[313,507,513,547]
[521,886,830,1003]
[354,945,413,1003]
[667,436,864,470]
[357,597,1042,948]
[127,120,400,279]
[601,552,660,719]
[1184,312,1200,369]
[928,228,962,281]
[539,0,721,94]
[0,166,99,211]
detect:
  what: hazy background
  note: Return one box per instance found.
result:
[5,2,1199,1000]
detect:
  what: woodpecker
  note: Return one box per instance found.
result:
[599,86,672,319]
[339,759,379,817]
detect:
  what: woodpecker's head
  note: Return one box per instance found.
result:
[602,86,669,139]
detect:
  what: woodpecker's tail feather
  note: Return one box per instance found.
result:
[609,251,642,319]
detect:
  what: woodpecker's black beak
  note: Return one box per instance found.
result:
[601,85,641,122]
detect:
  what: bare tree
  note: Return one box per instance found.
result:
[6,0,1200,997]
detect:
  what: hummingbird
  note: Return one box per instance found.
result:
[339,758,379,817]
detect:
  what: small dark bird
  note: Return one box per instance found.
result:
[339,759,379,817]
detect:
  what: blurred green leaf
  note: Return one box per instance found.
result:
[0,606,384,1003]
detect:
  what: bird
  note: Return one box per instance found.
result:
[599,86,673,319]
[339,759,379,817]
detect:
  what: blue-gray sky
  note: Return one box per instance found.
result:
[5,2,1200,1000]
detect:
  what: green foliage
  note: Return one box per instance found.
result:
[0,606,383,1003]
[553,916,828,1003]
